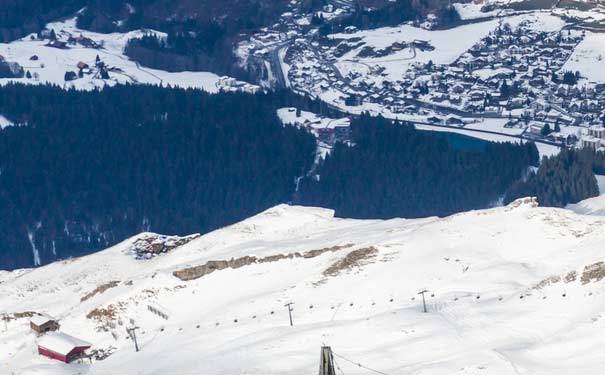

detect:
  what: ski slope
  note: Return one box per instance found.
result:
[0,18,221,92]
[2,197,605,374]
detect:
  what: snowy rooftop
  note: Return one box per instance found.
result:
[38,332,91,355]
[30,313,56,326]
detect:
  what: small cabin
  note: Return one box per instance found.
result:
[30,314,60,334]
[38,332,91,363]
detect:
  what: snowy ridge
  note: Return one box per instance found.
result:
[2,200,605,374]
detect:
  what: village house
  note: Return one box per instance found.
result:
[588,125,605,139]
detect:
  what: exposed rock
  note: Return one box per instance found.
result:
[174,244,354,281]
[81,281,120,302]
[581,262,605,284]
[2,311,37,321]
[127,233,200,260]
[323,247,379,277]
[506,197,539,210]
[564,270,577,283]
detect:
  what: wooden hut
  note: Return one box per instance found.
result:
[30,314,60,334]
[38,332,91,363]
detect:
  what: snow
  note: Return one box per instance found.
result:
[566,175,605,216]
[0,18,222,92]
[453,3,499,20]
[415,122,523,143]
[30,314,56,327]
[0,114,13,128]
[465,118,525,136]
[38,332,91,356]
[563,31,605,82]
[277,107,349,130]
[3,199,605,374]
[473,67,514,80]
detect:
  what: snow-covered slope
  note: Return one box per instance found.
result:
[0,18,221,92]
[2,199,605,374]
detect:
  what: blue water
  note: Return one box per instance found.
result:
[442,132,488,151]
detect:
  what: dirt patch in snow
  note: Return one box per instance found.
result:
[323,247,378,277]
[2,311,37,321]
[81,280,120,302]
[533,270,577,290]
[87,302,127,331]
[533,275,561,290]
[173,244,354,281]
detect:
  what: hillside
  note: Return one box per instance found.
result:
[2,198,605,374]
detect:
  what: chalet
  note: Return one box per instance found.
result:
[77,61,89,70]
[445,115,464,126]
[529,123,545,135]
[344,94,362,106]
[469,90,485,101]
[317,128,335,143]
[581,136,602,150]
[46,40,68,49]
[427,116,441,124]
[38,332,91,363]
[30,314,60,334]
[588,126,605,139]
[334,125,350,141]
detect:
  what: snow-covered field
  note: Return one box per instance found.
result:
[0,18,221,92]
[2,197,605,374]
[453,2,500,20]
[277,107,350,130]
[566,175,605,215]
[563,31,605,83]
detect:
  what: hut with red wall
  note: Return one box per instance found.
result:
[38,332,91,363]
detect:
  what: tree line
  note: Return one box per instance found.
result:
[504,149,605,207]
[296,114,540,219]
[0,84,600,270]
[0,84,317,269]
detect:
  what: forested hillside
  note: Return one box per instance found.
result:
[0,0,82,42]
[0,84,599,270]
[0,84,317,269]
[504,149,605,206]
[297,114,540,218]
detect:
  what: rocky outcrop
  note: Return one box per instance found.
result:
[581,262,605,284]
[173,244,354,281]
[128,233,200,260]
[323,247,378,277]
[81,281,120,302]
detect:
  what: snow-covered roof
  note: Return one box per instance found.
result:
[30,313,56,326]
[38,332,91,355]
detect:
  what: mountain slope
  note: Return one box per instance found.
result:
[2,199,605,374]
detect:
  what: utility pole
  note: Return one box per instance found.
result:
[126,326,140,352]
[319,346,336,375]
[418,290,428,313]
[284,302,294,326]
